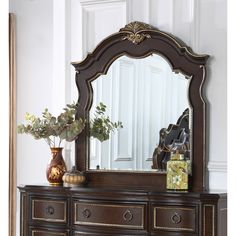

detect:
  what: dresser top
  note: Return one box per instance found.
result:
[18,184,227,199]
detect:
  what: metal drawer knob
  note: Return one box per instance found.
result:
[171,212,181,224]
[123,210,133,222]
[82,208,91,218]
[46,206,55,215]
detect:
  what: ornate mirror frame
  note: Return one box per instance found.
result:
[72,22,209,192]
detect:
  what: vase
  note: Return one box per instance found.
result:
[46,147,67,185]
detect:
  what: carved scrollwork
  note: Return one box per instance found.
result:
[120,21,153,45]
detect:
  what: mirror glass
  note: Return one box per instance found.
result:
[89,54,190,171]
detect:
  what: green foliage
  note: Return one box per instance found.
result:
[90,102,123,142]
[17,102,85,147]
[17,102,123,147]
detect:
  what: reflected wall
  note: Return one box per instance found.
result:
[90,55,189,171]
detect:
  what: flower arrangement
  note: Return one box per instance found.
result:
[17,102,123,147]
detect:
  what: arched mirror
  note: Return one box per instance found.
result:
[89,54,190,171]
[72,22,209,191]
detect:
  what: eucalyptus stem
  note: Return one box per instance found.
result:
[17,101,121,148]
[59,139,62,147]
[49,137,54,147]
[44,139,51,147]
[45,137,55,148]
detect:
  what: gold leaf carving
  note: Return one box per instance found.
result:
[120,21,153,45]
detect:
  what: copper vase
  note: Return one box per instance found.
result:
[46,147,67,185]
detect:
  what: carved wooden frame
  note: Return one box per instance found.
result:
[72,22,209,191]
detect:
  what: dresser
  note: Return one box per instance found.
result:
[19,185,227,236]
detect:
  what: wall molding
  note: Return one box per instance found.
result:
[190,0,200,51]
[80,0,126,6]
[207,161,227,173]
[208,162,227,191]
[81,0,127,56]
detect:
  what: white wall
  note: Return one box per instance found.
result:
[10,0,53,184]
[198,0,227,190]
[10,1,60,234]
[10,0,227,234]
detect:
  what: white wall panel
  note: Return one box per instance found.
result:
[90,58,137,170]
[90,69,113,169]
[113,61,135,160]
[149,0,173,32]
[112,60,136,169]
[142,66,164,163]
[172,0,194,46]
[128,0,150,23]
[81,0,127,55]
[52,0,66,114]
[198,0,227,190]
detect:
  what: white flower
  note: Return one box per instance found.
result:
[172,175,182,185]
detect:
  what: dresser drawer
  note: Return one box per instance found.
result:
[30,227,69,236]
[74,201,146,229]
[31,198,67,223]
[152,205,197,233]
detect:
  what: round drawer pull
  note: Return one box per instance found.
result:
[171,212,182,224]
[123,210,133,222]
[45,206,55,215]
[82,208,91,218]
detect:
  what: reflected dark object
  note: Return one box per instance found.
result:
[152,108,189,171]
[169,128,190,157]
[152,128,170,171]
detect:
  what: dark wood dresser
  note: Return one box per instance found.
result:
[18,185,227,236]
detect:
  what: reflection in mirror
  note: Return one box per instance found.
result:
[89,54,190,171]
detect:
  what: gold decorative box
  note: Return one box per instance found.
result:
[166,153,191,190]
